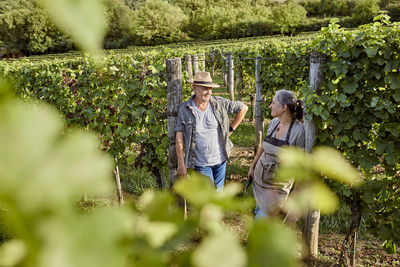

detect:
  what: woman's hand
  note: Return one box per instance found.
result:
[248,165,255,179]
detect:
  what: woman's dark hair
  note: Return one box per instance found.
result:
[275,89,304,121]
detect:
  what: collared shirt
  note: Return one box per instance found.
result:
[175,95,244,169]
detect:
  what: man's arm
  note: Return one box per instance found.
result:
[229,104,248,135]
[176,131,187,177]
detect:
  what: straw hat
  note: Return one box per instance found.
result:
[188,71,220,88]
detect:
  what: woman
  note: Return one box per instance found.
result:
[248,89,305,219]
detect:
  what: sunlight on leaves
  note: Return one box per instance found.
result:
[193,230,247,267]
[311,147,363,186]
[276,147,311,182]
[199,204,223,233]
[0,239,26,267]
[276,146,361,216]
[173,173,253,211]
[0,81,134,267]
[247,219,302,267]
[38,207,134,267]
[277,146,363,185]
[173,173,216,207]
[0,100,113,214]
[283,181,338,216]
[135,217,178,248]
[138,190,184,223]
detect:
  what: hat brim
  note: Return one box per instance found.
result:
[188,79,220,88]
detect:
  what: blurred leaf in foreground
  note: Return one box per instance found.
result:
[39,0,107,55]
[312,147,362,186]
[247,219,303,267]
[173,172,254,212]
[193,230,247,267]
[0,100,113,214]
[276,146,363,216]
[0,239,26,267]
[277,146,362,185]
[0,81,134,267]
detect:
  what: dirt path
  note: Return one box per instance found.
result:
[310,233,400,266]
[226,145,254,182]
[230,145,254,165]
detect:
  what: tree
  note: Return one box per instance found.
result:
[0,0,72,55]
[131,0,189,45]
[104,0,135,49]
[352,0,380,24]
[270,1,307,34]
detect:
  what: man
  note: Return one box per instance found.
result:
[175,71,248,191]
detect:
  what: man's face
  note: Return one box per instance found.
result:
[193,84,213,103]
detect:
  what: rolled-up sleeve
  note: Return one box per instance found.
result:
[175,106,184,132]
[221,97,244,114]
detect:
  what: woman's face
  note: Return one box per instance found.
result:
[269,95,284,118]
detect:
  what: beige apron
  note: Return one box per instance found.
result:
[252,121,294,215]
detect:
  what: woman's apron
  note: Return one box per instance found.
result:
[252,121,294,215]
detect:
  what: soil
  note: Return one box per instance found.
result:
[308,233,400,267]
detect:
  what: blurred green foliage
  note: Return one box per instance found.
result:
[39,0,107,55]
[277,147,362,217]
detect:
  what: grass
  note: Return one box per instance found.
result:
[230,122,255,147]
[230,121,270,147]
[119,163,159,196]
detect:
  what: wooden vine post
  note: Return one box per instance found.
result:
[166,58,183,186]
[225,54,229,88]
[237,64,244,101]
[221,53,226,87]
[185,55,193,80]
[227,53,235,101]
[254,57,264,153]
[303,52,327,258]
[211,47,215,76]
[201,53,206,72]
[193,55,199,75]
[113,159,124,205]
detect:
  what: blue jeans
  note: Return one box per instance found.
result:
[195,161,227,191]
[254,206,268,220]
